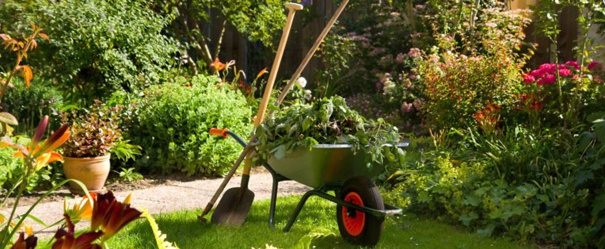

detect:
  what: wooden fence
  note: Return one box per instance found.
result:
[211,0,594,83]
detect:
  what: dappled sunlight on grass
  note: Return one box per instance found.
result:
[97,195,535,249]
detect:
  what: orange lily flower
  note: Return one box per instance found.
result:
[210,58,226,72]
[255,67,268,81]
[14,148,63,172]
[0,116,70,172]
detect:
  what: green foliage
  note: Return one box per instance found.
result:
[0,144,28,195]
[313,30,356,99]
[22,0,179,104]
[114,167,144,183]
[253,96,403,167]
[126,75,252,176]
[337,0,416,95]
[1,78,63,135]
[386,126,605,248]
[574,113,605,246]
[150,0,290,69]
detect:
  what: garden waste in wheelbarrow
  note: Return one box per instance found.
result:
[212,130,406,246]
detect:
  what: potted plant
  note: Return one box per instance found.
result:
[60,99,123,194]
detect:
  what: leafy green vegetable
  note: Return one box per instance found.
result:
[253,96,404,167]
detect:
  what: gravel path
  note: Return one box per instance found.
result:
[0,169,310,239]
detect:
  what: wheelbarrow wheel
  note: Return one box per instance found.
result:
[336,176,384,246]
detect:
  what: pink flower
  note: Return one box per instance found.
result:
[559,68,572,77]
[413,98,424,110]
[588,61,601,71]
[401,101,413,113]
[523,73,535,83]
[407,48,421,58]
[538,63,556,74]
[530,69,545,78]
[537,74,556,85]
[565,61,580,70]
[396,53,404,63]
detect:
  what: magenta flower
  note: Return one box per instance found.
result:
[537,74,556,85]
[565,61,580,70]
[530,69,545,78]
[588,61,601,71]
[559,68,572,77]
[523,73,535,83]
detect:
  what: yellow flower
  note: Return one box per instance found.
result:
[64,193,96,224]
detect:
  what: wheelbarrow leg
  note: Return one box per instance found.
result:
[264,163,289,229]
[268,178,279,229]
[283,189,320,232]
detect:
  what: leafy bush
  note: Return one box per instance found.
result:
[0,135,65,195]
[125,75,252,176]
[24,0,178,104]
[387,127,605,247]
[1,78,63,135]
[574,113,605,247]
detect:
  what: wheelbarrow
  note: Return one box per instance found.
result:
[209,128,406,246]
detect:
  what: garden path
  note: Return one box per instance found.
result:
[1,168,310,239]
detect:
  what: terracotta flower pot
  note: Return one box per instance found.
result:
[63,154,111,195]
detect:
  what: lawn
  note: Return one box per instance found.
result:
[51,195,536,249]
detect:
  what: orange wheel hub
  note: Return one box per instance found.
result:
[341,192,365,236]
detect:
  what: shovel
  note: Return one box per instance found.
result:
[209,2,304,226]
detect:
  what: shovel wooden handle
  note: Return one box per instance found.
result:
[242,3,303,176]
[254,3,303,128]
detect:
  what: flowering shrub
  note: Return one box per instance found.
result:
[379,6,532,132]
[520,60,605,129]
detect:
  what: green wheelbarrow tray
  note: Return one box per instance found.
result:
[267,143,407,189]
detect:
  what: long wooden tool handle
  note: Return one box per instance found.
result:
[254,3,303,128]
[275,0,350,106]
[243,3,303,176]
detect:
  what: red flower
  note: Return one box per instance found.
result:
[90,191,142,242]
[588,61,601,71]
[52,215,102,249]
[565,61,580,70]
[10,232,37,249]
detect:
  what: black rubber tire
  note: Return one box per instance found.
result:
[336,176,385,246]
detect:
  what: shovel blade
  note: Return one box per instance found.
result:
[211,187,255,226]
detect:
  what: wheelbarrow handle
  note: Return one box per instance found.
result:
[209,128,247,147]
[209,128,229,137]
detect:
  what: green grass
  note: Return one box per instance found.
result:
[38,195,535,249]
